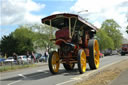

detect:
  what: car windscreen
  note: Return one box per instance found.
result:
[123,44,128,47]
[8,57,13,59]
[23,56,27,58]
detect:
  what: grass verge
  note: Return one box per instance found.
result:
[75,59,128,85]
[0,64,37,72]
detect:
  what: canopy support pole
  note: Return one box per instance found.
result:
[72,18,77,36]
[50,20,52,39]
[69,18,72,38]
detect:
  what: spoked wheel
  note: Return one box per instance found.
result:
[48,51,60,74]
[88,39,100,69]
[77,49,86,74]
[63,63,75,71]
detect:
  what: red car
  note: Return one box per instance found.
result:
[121,44,128,56]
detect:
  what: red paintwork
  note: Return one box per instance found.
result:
[55,28,69,40]
[122,44,128,52]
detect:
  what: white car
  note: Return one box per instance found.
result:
[18,55,31,64]
[4,57,15,64]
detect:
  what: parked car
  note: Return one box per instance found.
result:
[0,58,6,65]
[18,55,31,64]
[4,57,15,64]
[34,53,42,62]
[121,44,128,56]
[103,48,112,56]
[112,50,118,55]
[35,53,42,59]
[0,58,5,62]
[39,56,45,62]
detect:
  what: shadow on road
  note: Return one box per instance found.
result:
[1,70,53,81]
[1,68,91,81]
[63,68,90,76]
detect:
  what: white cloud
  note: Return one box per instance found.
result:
[93,21,101,28]
[70,0,128,38]
[51,11,66,15]
[0,0,45,25]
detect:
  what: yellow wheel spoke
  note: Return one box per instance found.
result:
[80,50,86,72]
[94,40,100,68]
[51,52,60,73]
[95,58,98,64]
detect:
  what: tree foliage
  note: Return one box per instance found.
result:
[12,27,34,54]
[126,25,128,33]
[96,29,114,50]
[0,24,56,56]
[0,27,34,56]
[101,19,123,49]
[25,24,56,51]
[0,34,18,56]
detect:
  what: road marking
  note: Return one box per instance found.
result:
[56,57,128,85]
[7,74,25,85]
[7,80,22,85]
[56,79,76,85]
[18,74,26,78]
[37,70,43,72]
[56,77,82,85]
[71,77,82,80]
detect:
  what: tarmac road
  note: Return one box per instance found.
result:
[0,55,128,85]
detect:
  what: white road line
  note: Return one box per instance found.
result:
[71,77,82,80]
[44,71,49,73]
[18,74,26,78]
[56,57,128,85]
[7,74,25,85]
[7,80,22,85]
[37,70,43,72]
[56,79,76,85]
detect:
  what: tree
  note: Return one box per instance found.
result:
[96,29,114,51]
[0,24,57,56]
[101,19,123,49]
[126,26,128,33]
[24,24,56,51]
[12,27,34,54]
[0,34,18,56]
[126,13,128,33]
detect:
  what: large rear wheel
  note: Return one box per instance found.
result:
[48,51,60,74]
[88,39,100,69]
[77,49,86,74]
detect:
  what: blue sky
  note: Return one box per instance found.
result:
[0,0,128,39]
[31,0,76,15]
[0,0,77,39]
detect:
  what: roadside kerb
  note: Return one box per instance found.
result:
[56,57,128,85]
[75,57,128,81]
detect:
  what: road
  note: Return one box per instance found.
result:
[0,55,128,85]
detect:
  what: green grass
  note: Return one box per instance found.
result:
[0,64,37,72]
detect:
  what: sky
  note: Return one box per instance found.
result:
[0,0,128,39]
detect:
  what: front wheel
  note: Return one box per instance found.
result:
[48,51,60,74]
[77,49,86,74]
[88,39,100,69]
